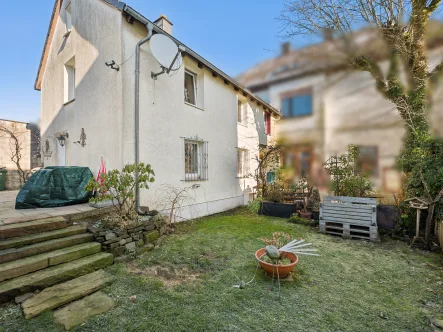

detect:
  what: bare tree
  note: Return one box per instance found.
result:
[151,184,198,223]
[0,121,29,186]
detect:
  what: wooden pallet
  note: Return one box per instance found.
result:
[319,220,379,241]
[319,196,379,241]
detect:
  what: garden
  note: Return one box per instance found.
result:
[1,208,443,331]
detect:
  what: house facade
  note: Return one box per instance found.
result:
[238,31,443,193]
[36,0,279,219]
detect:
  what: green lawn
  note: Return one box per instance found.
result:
[1,208,443,331]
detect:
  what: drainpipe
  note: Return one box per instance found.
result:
[135,22,154,215]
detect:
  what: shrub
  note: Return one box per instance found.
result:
[323,145,373,197]
[247,198,262,215]
[85,163,155,224]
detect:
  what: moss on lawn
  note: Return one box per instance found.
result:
[1,208,443,331]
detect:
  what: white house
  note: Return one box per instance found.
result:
[35,0,280,219]
[238,27,443,193]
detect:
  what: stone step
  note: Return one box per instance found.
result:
[53,291,116,330]
[0,233,94,264]
[22,269,113,319]
[0,242,102,282]
[0,252,114,304]
[0,217,67,240]
[0,225,87,251]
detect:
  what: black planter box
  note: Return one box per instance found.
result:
[259,201,296,218]
[377,205,398,230]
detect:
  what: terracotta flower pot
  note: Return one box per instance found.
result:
[255,248,299,278]
[298,211,313,220]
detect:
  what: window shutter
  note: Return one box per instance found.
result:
[265,113,271,135]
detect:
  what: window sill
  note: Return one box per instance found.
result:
[184,102,204,111]
[181,179,209,182]
[63,99,75,106]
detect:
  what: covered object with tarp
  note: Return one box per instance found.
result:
[15,166,93,209]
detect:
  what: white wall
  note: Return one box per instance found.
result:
[40,0,124,175]
[39,1,276,218]
[121,19,274,219]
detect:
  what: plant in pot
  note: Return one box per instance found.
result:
[256,232,318,278]
[307,188,321,221]
[297,171,313,219]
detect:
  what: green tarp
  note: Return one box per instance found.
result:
[15,166,93,209]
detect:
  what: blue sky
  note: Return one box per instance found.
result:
[0,0,316,124]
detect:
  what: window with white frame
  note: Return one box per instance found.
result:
[237,148,249,178]
[184,70,197,106]
[237,100,247,125]
[65,2,72,32]
[64,57,75,103]
[184,137,208,181]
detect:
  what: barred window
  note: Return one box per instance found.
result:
[237,148,249,178]
[184,137,208,181]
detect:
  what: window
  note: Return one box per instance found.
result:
[266,171,276,183]
[281,90,313,118]
[64,57,75,103]
[265,113,271,135]
[299,151,311,175]
[65,3,72,32]
[237,100,247,125]
[356,146,378,176]
[184,70,197,105]
[237,149,249,178]
[184,138,208,181]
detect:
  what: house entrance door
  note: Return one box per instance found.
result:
[56,142,66,166]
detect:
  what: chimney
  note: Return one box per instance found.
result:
[154,14,173,35]
[281,42,291,56]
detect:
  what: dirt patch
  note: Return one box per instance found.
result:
[126,263,201,288]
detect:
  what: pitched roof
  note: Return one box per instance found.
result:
[237,21,443,91]
[34,0,280,116]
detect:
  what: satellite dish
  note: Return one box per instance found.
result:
[150,34,185,80]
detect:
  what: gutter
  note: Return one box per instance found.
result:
[122,5,280,116]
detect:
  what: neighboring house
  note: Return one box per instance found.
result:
[237,25,443,193]
[36,0,279,218]
[0,119,32,190]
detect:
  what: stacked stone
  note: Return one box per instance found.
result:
[89,213,171,260]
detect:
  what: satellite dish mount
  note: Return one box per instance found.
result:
[150,33,185,80]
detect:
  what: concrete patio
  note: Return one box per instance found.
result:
[0,190,103,225]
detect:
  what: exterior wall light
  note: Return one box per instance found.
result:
[56,133,69,147]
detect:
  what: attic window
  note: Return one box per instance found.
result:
[65,3,72,33]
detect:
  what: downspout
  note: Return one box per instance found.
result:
[135,22,154,215]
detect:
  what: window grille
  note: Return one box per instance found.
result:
[183,136,208,181]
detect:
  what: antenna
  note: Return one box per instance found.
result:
[150,33,185,80]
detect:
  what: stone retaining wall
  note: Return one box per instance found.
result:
[88,213,171,261]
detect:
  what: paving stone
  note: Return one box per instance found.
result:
[0,225,87,251]
[2,214,52,225]
[0,242,101,282]
[0,233,94,264]
[22,270,113,319]
[0,217,67,239]
[0,252,114,304]
[15,292,34,304]
[53,291,115,330]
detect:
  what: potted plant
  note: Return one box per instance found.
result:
[256,232,299,278]
[255,232,318,278]
[307,188,321,221]
[259,183,296,218]
[297,171,313,219]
